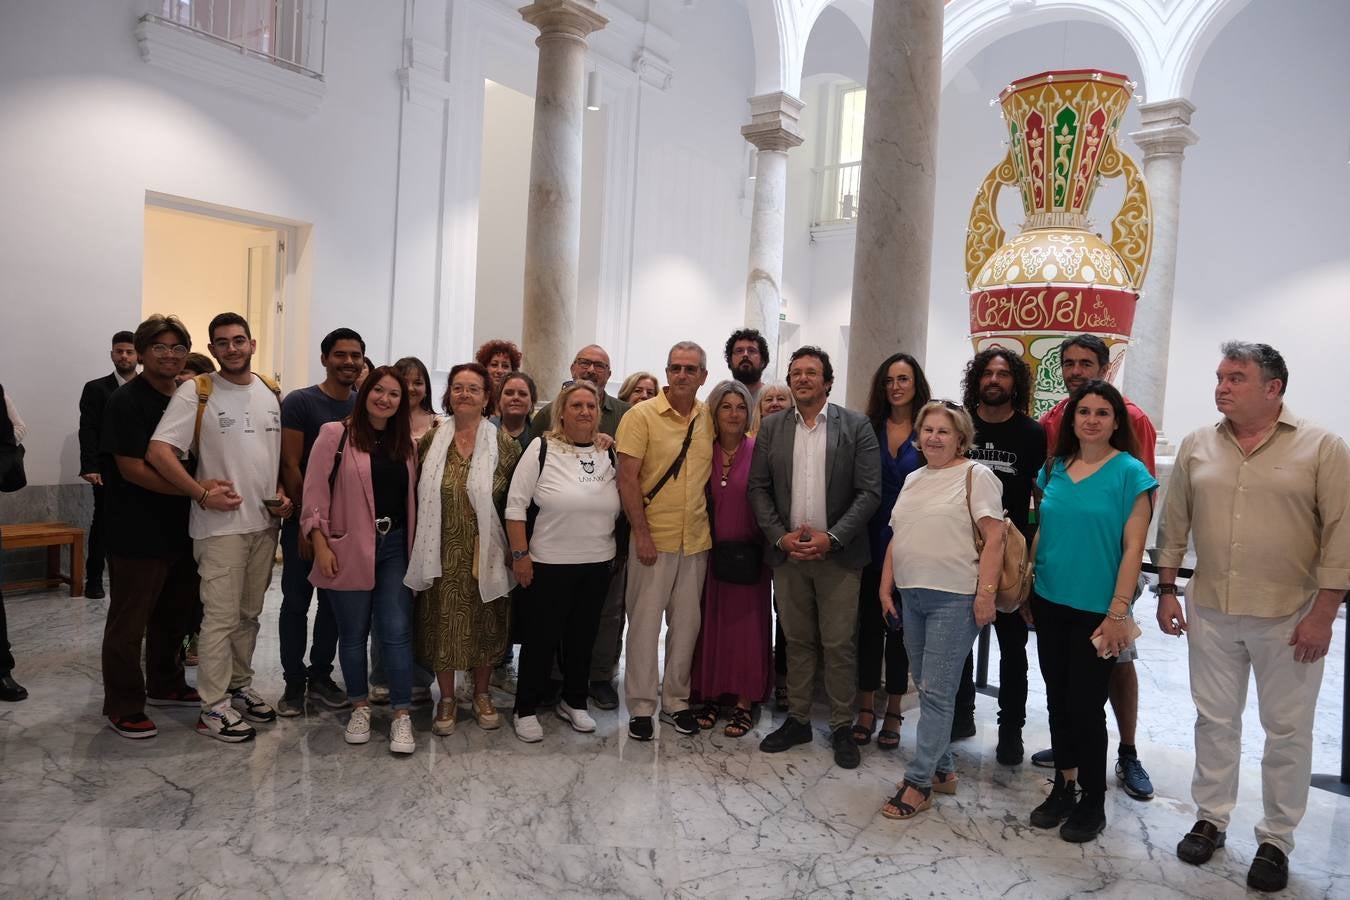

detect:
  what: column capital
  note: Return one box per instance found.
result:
[519,0,607,41]
[741,91,805,152]
[1130,98,1198,159]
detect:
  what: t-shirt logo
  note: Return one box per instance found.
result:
[579,457,596,475]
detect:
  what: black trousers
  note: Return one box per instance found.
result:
[103,553,198,716]
[86,482,109,588]
[514,561,609,716]
[1032,593,1115,802]
[955,609,1030,729]
[0,584,13,674]
[856,565,909,694]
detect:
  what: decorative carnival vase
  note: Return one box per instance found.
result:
[965,69,1153,416]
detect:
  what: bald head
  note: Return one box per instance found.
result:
[571,344,612,388]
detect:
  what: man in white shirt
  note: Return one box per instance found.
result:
[147,312,291,743]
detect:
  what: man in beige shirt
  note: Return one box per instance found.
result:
[615,341,714,742]
[1154,341,1350,894]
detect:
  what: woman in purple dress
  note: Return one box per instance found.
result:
[691,380,773,737]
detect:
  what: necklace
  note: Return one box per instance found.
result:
[718,444,738,487]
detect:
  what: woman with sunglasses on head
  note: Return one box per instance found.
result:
[878,400,1004,821]
[303,366,420,754]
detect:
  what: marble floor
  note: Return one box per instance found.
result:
[0,578,1346,899]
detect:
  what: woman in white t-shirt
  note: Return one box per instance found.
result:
[504,381,622,743]
[878,400,1005,821]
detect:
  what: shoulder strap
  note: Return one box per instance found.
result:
[191,373,214,450]
[328,425,349,494]
[538,435,548,468]
[254,371,283,400]
[643,416,698,505]
[965,464,984,551]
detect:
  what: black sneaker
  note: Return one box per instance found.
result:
[307,676,351,710]
[996,727,1024,765]
[950,714,977,740]
[1060,798,1106,843]
[628,715,654,741]
[1030,775,1080,828]
[84,583,105,600]
[1030,747,1055,768]
[831,725,861,769]
[109,713,158,739]
[588,680,619,710]
[1115,752,1155,800]
[275,683,306,718]
[759,717,814,753]
[660,708,698,735]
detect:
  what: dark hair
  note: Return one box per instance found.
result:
[112,331,135,346]
[182,352,216,376]
[348,366,413,461]
[474,339,522,371]
[724,328,770,368]
[443,362,492,417]
[321,328,366,356]
[1221,340,1288,395]
[788,345,833,386]
[394,356,435,413]
[962,346,1033,416]
[208,312,251,342]
[1050,379,1138,463]
[133,314,191,356]
[1058,333,1109,369]
[865,352,931,427]
[498,370,538,408]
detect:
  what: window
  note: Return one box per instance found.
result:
[814,84,866,226]
[152,0,326,76]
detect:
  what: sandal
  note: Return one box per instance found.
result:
[876,712,903,751]
[881,781,932,820]
[723,705,753,738]
[932,771,959,794]
[851,707,877,745]
[694,702,719,730]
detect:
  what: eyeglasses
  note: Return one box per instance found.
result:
[666,364,702,375]
[149,343,189,357]
[573,358,610,371]
[211,336,251,350]
[931,399,963,411]
[731,347,760,358]
[449,385,484,396]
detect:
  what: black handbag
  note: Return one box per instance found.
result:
[0,443,25,493]
[707,491,762,585]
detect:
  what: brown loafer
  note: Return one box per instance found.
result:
[1176,820,1225,865]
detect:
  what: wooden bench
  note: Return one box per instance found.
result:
[1,522,85,598]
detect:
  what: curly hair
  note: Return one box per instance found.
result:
[961,346,1032,416]
[723,328,769,368]
[474,339,522,371]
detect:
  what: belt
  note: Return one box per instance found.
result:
[375,517,404,536]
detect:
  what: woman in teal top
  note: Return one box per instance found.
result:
[1028,380,1156,845]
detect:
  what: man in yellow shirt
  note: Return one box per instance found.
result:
[615,342,714,741]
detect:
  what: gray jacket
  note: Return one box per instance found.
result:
[747,402,881,568]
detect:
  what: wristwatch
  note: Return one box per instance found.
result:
[827,532,843,554]
[1157,583,1178,596]
[511,549,529,561]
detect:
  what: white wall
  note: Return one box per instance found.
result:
[473,80,533,351]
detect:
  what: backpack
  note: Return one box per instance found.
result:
[191,372,282,450]
[965,464,1032,613]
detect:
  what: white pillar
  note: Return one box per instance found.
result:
[1125,98,1197,445]
[845,0,943,409]
[519,0,607,393]
[741,92,804,385]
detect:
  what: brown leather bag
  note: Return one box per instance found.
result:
[965,465,1032,613]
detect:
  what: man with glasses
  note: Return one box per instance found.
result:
[99,315,209,738]
[748,345,880,769]
[529,344,633,708]
[78,330,139,598]
[274,328,366,716]
[147,312,290,743]
[615,341,713,740]
[724,328,770,399]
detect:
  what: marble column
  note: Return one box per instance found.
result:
[1124,98,1197,445]
[844,0,943,409]
[741,92,804,385]
[519,0,607,393]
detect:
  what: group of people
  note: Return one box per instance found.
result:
[0,315,1344,895]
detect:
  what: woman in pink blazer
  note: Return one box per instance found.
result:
[302,366,419,755]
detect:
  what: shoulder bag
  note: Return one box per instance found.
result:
[966,465,1031,613]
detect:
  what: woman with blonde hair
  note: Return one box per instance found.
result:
[618,371,659,405]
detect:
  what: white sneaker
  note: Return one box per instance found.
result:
[345,706,372,744]
[389,714,416,755]
[196,702,256,743]
[556,700,597,733]
[514,714,544,743]
[230,686,277,722]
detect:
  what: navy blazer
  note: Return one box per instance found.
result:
[747,402,881,568]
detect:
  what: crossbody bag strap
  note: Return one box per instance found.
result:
[328,426,349,495]
[964,464,984,552]
[643,417,697,506]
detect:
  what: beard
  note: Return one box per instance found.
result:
[980,385,1011,407]
[732,364,764,386]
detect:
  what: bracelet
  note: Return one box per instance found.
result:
[1111,594,1131,604]
[198,487,209,508]
[1107,610,1130,621]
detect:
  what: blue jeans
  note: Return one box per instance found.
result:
[900,587,980,789]
[278,517,338,688]
[328,529,414,709]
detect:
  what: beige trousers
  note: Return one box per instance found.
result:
[622,548,707,718]
[193,529,279,709]
[1187,597,1325,854]
[773,558,860,730]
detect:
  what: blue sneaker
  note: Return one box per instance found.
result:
[1116,752,1154,800]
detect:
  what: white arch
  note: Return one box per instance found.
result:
[1159,0,1255,100]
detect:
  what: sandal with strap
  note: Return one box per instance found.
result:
[876,712,903,751]
[694,702,720,730]
[723,705,753,738]
[851,708,877,745]
[881,781,932,820]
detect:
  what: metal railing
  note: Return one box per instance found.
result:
[813,160,861,226]
[148,0,327,78]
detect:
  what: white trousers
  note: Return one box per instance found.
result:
[1187,597,1325,854]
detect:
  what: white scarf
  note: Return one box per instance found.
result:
[404,418,515,603]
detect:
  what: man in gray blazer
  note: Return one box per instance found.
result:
[748,345,880,768]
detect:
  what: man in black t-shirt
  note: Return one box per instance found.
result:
[954,348,1045,764]
[275,328,365,716]
[99,315,214,739]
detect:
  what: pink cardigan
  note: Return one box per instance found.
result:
[301,421,417,591]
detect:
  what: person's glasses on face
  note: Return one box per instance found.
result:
[732,347,758,358]
[667,364,701,376]
[574,358,610,372]
[149,343,189,358]
[211,336,251,351]
[450,384,484,397]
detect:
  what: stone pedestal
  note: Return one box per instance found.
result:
[741,92,804,384]
[1125,98,1197,442]
[844,0,943,408]
[519,0,607,393]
